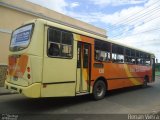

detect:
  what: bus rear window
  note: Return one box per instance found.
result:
[10,24,34,51]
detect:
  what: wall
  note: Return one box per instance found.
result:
[0,5,37,64]
[0,6,36,85]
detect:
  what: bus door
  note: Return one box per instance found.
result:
[76,42,91,94]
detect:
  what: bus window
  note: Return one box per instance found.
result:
[61,31,73,57]
[49,28,61,43]
[10,24,34,51]
[140,52,144,65]
[48,28,73,58]
[124,48,136,64]
[135,51,140,64]
[144,54,151,66]
[131,49,136,64]
[48,28,61,56]
[83,44,89,68]
[112,44,124,63]
[95,40,111,62]
[125,48,131,64]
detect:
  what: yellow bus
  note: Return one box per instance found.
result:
[5,19,155,100]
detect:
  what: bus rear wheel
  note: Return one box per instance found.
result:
[143,76,148,87]
[93,80,106,100]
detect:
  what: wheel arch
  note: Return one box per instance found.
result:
[93,76,108,90]
[144,75,149,82]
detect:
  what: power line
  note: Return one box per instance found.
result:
[109,11,160,38]
[106,0,160,40]
[143,12,160,23]
[111,27,160,39]
[106,0,160,29]
[123,39,160,44]
[107,0,160,28]
[108,5,160,31]
[107,5,160,32]
[124,6,160,24]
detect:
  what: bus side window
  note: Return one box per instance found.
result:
[112,44,124,63]
[83,44,89,68]
[61,32,73,57]
[125,48,131,64]
[131,49,136,64]
[48,28,61,57]
[140,52,144,65]
[135,51,140,64]
[144,54,151,66]
[95,40,111,62]
[48,28,73,58]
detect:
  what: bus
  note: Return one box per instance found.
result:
[5,19,155,100]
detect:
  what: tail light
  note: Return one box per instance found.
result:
[27,74,31,79]
[27,67,31,79]
[27,67,30,72]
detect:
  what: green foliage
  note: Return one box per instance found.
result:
[156,72,160,76]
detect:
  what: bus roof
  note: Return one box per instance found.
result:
[25,18,155,56]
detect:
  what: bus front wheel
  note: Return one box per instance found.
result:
[93,80,106,100]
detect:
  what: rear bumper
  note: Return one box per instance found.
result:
[5,81,41,98]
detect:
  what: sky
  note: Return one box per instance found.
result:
[26,0,160,61]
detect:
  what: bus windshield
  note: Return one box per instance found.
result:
[10,24,34,51]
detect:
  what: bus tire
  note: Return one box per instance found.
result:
[93,80,106,100]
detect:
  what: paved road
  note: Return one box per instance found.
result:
[0,77,160,119]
